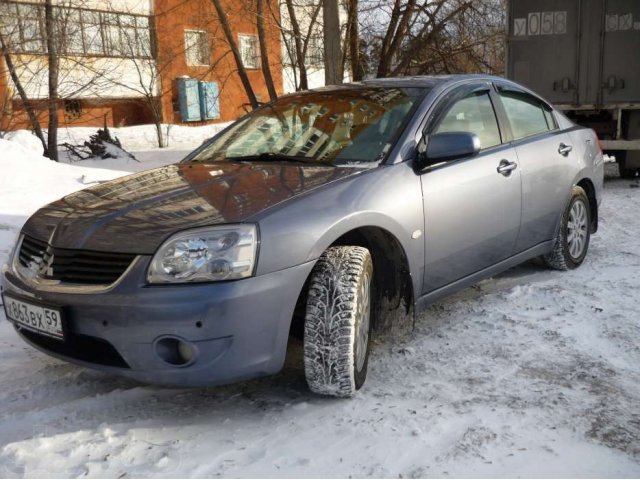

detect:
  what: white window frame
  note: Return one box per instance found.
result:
[238,33,260,69]
[184,29,210,67]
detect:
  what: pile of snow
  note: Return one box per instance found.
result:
[2,130,44,155]
[0,136,127,268]
[57,122,231,151]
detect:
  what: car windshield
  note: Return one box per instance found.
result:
[188,86,429,166]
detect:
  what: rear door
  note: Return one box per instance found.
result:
[601,0,640,103]
[494,84,577,253]
[420,85,522,293]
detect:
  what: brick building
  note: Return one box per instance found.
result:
[0,0,283,130]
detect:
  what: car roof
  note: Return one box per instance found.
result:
[361,74,503,88]
[290,74,518,96]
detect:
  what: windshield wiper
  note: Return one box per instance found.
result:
[225,153,330,166]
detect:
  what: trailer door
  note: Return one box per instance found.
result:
[507,0,579,105]
[601,0,640,103]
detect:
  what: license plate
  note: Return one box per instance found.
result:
[2,293,64,340]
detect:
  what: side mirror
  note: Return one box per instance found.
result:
[418,132,481,168]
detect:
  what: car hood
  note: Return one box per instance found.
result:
[22,161,366,254]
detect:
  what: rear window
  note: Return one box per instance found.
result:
[499,91,555,140]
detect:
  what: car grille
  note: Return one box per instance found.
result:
[18,235,136,286]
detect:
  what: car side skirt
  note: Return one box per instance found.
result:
[416,240,553,313]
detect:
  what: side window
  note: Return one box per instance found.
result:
[434,92,501,149]
[499,91,555,140]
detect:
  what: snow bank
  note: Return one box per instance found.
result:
[2,130,44,155]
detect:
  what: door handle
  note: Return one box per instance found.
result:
[558,143,573,156]
[497,159,517,176]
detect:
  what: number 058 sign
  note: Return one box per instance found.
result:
[514,11,567,37]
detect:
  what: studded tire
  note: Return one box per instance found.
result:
[543,186,591,270]
[303,246,373,398]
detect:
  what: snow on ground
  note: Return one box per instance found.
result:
[58,122,231,152]
[0,134,639,477]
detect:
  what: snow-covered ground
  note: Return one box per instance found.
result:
[0,130,639,478]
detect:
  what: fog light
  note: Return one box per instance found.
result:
[155,337,196,366]
[177,340,194,364]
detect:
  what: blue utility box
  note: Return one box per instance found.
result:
[177,78,202,122]
[198,81,220,120]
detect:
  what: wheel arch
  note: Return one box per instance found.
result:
[291,225,415,338]
[576,177,598,233]
[330,226,414,332]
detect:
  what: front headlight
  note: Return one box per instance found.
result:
[147,225,258,284]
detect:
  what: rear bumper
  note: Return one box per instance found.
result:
[1,257,315,386]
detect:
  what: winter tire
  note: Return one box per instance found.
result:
[543,186,591,270]
[303,246,373,397]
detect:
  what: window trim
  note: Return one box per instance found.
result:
[426,84,506,152]
[493,84,560,143]
[184,28,210,67]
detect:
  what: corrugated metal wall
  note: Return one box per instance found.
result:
[507,0,640,107]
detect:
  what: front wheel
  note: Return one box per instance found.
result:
[543,186,591,270]
[303,246,373,397]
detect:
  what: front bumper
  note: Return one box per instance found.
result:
[1,256,315,386]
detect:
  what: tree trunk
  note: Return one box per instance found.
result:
[151,96,166,148]
[0,43,48,156]
[323,0,343,85]
[155,121,165,148]
[210,0,259,109]
[256,0,277,101]
[45,0,59,161]
[285,0,308,91]
[347,0,362,81]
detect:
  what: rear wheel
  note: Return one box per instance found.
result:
[543,186,591,270]
[303,246,373,397]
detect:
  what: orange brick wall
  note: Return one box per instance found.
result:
[154,0,283,125]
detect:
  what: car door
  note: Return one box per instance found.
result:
[420,85,522,293]
[494,85,576,253]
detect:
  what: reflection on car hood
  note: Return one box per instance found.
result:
[22,161,366,254]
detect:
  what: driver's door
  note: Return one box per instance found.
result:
[421,86,522,293]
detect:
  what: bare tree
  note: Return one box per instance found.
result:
[323,0,343,85]
[0,31,48,154]
[44,0,60,161]
[210,0,259,109]
[256,0,278,101]
[345,0,363,81]
[282,0,309,90]
[1,0,134,158]
[354,0,504,78]
[277,0,324,91]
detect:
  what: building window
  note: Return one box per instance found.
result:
[282,32,323,68]
[184,30,210,66]
[0,3,44,53]
[239,34,259,69]
[306,34,324,67]
[0,1,152,58]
